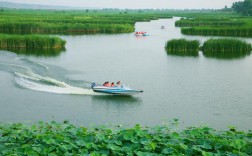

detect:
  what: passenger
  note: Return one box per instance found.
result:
[116,81,121,87]
[111,82,115,87]
[107,82,111,87]
[103,82,107,86]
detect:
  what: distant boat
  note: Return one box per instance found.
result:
[161,26,165,29]
[135,31,148,36]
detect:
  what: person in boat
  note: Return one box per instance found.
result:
[116,81,121,87]
[106,82,111,87]
[111,82,115,87]
[103,82,108,86]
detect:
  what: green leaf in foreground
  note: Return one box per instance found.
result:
[0,122,251,155]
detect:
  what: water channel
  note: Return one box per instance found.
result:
[0,17,252,130]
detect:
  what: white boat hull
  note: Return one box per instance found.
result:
[91,84,143,96]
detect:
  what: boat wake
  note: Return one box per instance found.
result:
[0,52,107,95]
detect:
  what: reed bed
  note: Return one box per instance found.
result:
[0,9,172,35]
[0,23,134,34]
[202,38,252,58]
[8,48,65,57]
[165,39,200,56]
[177,17,252,37]
[0,34,66,51]
[175,20,244,27]
[181,27,252,37]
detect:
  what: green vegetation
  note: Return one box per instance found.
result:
[164,38,252,59]
[165,39,200,56]
[0,34,66,53]
[202,38,252,58]
[8,48,65,57]
[232,0,252,16]
[0,121,252,155]
[176,16,252,37]
[175,18,245,27]
[0,9,172,34]
[181,27,252,37]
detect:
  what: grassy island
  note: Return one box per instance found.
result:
[202,38,252,58]
[0,121,251,155]
[181,27,252,37]
[0,9,172,35]
[165,39,200,56]
[175,18,244,27]
[176,17,252,37]
[0,34,66,52]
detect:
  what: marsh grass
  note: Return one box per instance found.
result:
[176,19,244,27]
[181,27,252,37]
[177,17,252,37]
[202,38,252,58]
[0,9,172,34]
[0,34,66,50]
[165,39,200,56]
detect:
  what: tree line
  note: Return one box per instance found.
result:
[232,0,252,16]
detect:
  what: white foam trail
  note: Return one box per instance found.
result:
[16,71,69,87]
[14,72,40,81]
[15,76,107,95]
[1,61,108,96]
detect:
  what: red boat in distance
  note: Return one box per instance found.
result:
[135,31,148,36]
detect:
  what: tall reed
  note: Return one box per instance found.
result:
[181,27,252,37]
[176,20,244,27]
[0,9,172,35]
[0,34,66,51]
[202,38,252,58]
[165,39,200,56]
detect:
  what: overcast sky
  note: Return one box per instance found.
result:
[0,0,240,9]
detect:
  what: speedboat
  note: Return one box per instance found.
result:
[91,83,143,96]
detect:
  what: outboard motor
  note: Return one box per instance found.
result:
[91,83,96,89]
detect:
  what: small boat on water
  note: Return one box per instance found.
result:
[161,26,165,29]
[135,31,148,36]
[91,83,143,96]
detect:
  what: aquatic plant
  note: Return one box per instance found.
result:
[0,121,251,155]
[0,9,172,35]
[181,27,252,37]
[176,16,252,37]
[0,34,66,52]
[165,39,200,56]
[202,38,252,58]
[175,18,244,27]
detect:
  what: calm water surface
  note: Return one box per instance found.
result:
[1,18,252,130]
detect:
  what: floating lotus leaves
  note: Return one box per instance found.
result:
[0,121,252,155]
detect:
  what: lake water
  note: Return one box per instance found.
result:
[1,17,252,130]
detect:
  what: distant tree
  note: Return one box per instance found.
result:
[86,9,89,13]
[243,0,252,15]
[222,5,232,11]
[138,10,143,13]
[0,9,4,12]
[232,0,252,16]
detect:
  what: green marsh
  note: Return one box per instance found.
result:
[165,39,200,56]
[202,38,252,58]
[0,34,66,54]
